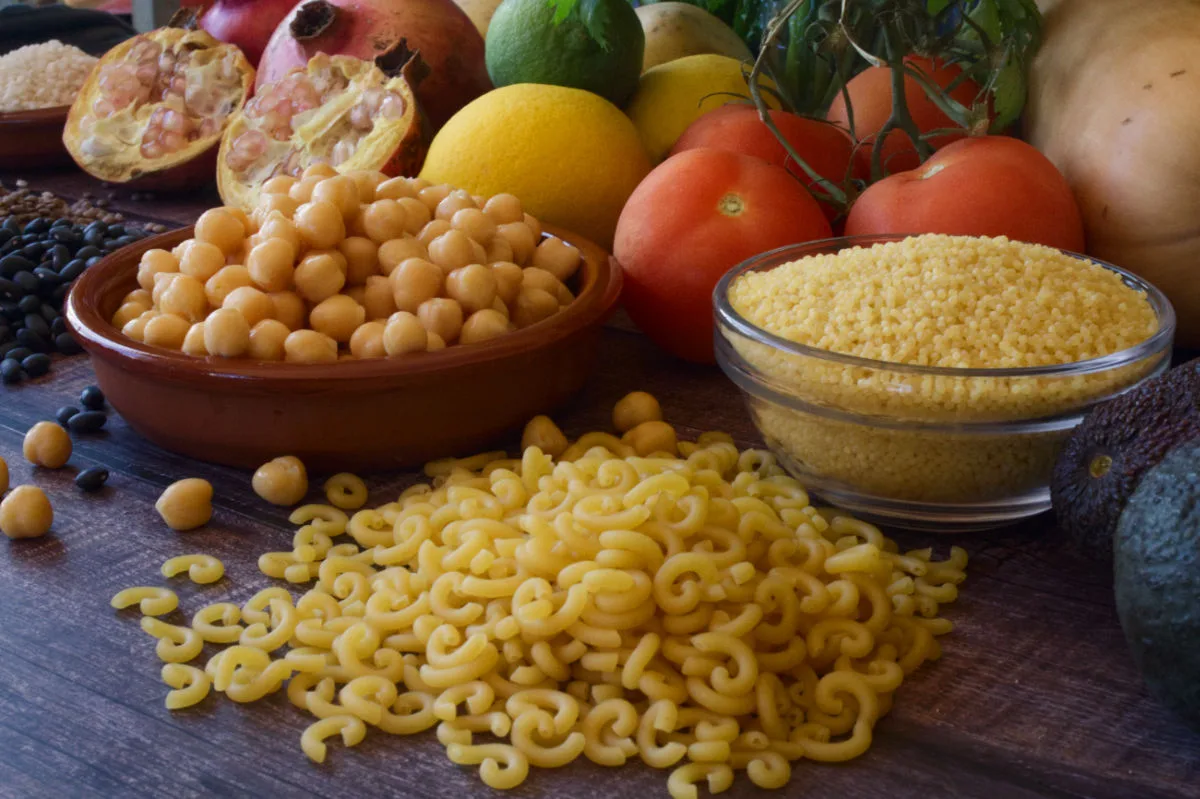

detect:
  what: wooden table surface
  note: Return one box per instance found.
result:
[1,170,1197,799]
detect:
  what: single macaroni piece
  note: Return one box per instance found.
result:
[109,399,969,796]
[162,554,225,585]
[111,586,179,617]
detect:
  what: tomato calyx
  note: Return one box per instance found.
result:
[717,193,746,217]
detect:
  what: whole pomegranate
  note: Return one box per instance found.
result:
[197,0,301,67]
[257,0,491,129]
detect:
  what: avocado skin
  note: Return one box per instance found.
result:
[1052,358,1200,560]
[1114,440,1200,733]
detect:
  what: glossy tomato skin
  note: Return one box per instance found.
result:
[670,106,854,222]
[615,148,832,364]
[827,57,981,177]
[844,135,1086,252]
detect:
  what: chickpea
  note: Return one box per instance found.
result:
[362,199,410,244]
[425,331,446,352]
[23,421,71,468]
[349,320,387,358]
[248,319,290,361]
[417,219,452,248]
[378,237,428,276]
[256,193,301,222]
[295,200,346,250]
[269,291,308,331]
[436,190,477,222]
[398,198,431,235]
[613,391,663,433]
[383,311,428,355]
[262,175,297,195]
[491,262,523,306]
[483,193,523,224]
[122,310,158,342]
[180,240,226,282]
[345,285,367,306]
[310,294,366,343]
[143,313,191,350]
[302,162,337,180]
[533,238,582,283]
[487,235,515,264]
[252,455,309,506]
[497,222,537,265]
[346,169,386,202]
[512,287,559,328]
[523,213,542,240]
[408,177,431,193]
[247,237,296,292]
[159,274,208,322]
[311,175,361,219]
[205,265,254,308]
[151,271,181,306]
[445,264,497,314]
[138,248,179,291]
[521,415,568,458]
[390,257,444,313]
[113,301,151,329]
[124,288,153,306]
[294,252,347,303]
[223,286,275,328]
[459,308,509,345]
[284,329,338,364]
[195,208,246,255]
[418,184,453,212]
[258,211,304,255]
[204,307,251,357]
[427,229,477,273]
[451,207,496,245]
[339,237,378,286]
[375,176,417,201]
[417,297,464,344]
[360,275,396,320]
[0,485,53,539]
[625,420,678,457]
[228,206,256,234]
[156,478,213,531]
[0,455,7,494]
[182,322,207,356]
[288,175,322,204]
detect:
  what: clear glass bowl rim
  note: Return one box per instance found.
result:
[713,234,1176,379]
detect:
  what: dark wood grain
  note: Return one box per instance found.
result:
[0,171,1197,799]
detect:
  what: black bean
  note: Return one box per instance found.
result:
[50,244,72,268]
[1,301,21,322]
[75,467,110,492]
[5,346,31,362]
[0,277,20,300]
[33,267,62,285]
[106,224,125,237]
[0,342,15,360]
[49,317,66,336]
[0,254,34,277]
[59,259,86,281]
[54,332,82,355]
[75,245,102,261]
[17,295,40,314]
[113,235,136,249]
[68,410,107,433]
[51,227,81,246]
[86,255,104,269]
[56,406,80,426]
[0,359,22,384]
[2,218,18,233]
[23,314,49,338]
[80,385,106,410]
[0,327,9,345]
[50,218,72,229]
[51,285,70,304]
[22,243,45,261]
[40,305,57,324]
[22,218,48,236]
[0,229,12,247]
[20,353,50,377]
[84,229,105,247]
[16,328,47,352]
[14,271,38,294]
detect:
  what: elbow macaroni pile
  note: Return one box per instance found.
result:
[114,421,967,797]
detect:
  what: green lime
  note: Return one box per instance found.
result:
[485,0,645,107]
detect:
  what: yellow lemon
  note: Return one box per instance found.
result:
[419,84,651,250]
[626,53,778,163]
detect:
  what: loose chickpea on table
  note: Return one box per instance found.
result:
[113,171,585,363]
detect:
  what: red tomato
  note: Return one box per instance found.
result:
[844,135,1086,252]
[827,57,982,177]
[614,148,832,364]
[670,106,854,222]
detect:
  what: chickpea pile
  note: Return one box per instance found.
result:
[113,166,584,363]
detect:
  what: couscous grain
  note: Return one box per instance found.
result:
[0,41,98,113]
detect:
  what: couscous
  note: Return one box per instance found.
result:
[0,41,98,113]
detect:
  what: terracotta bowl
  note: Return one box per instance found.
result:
[0,106,72,169]
[65,225,622,472]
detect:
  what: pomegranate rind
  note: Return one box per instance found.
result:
[63,28,254,185]
[216,53,425,213]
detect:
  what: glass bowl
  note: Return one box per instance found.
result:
[714,235,1176,532]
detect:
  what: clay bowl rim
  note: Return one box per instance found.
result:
[65,223,623,390]
[0,106,71,124]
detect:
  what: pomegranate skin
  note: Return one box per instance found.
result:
[200,0,301,67]
[257,0,491,129]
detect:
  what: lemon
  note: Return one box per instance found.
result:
[419,84,652,250]
[626,53,778,163]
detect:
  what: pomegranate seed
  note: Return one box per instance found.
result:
[380,92,406,119]
[331,140,355,167]
[141,139,164,159]
[349,104,372,132]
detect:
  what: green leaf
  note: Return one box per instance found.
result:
[969,0,1003,45]
[990,54,1025,131]
[579,0,613,51]
[926,0,953,15]
[547,0,576,25]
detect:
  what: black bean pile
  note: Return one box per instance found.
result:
[0,216,153,385]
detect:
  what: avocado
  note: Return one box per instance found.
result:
[1113,440,1200,732]
[1051,358,1200,560]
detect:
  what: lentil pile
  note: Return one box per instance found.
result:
[0,41,98,113]
[723,234,1164,505]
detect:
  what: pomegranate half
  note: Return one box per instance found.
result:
[64,21,254,189]
[256,0,490,129]
[217,52,425,212]
[197,0,302,67]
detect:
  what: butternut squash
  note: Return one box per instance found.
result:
[1027,0,1200,346]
